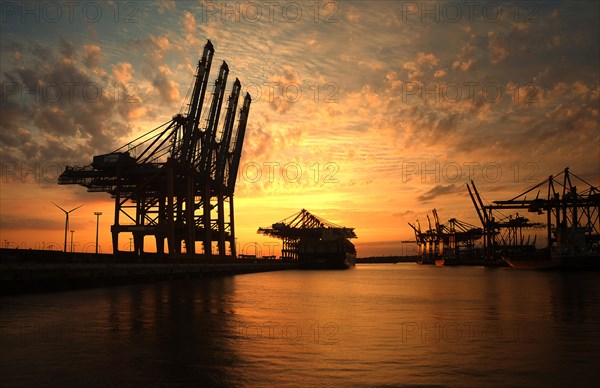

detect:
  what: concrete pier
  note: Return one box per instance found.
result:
[0,249,300,294]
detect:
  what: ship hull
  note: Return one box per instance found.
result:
[504,254,600,270]
[301,251,356,269]
[416,255,435,265]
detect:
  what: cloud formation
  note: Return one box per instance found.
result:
[0,1,598,255]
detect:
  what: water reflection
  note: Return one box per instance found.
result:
[0,277,243,387]
[122,278,241,386]
[549,271,600,323]
[1,266,599,386]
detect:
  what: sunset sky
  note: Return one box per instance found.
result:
[1,1,599,256]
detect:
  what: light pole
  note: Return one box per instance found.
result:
[94,212,102,254]
[70,230,75,253]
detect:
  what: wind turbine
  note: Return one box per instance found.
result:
[52,202,84,252]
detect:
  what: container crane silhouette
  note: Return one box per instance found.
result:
[57,40,251,259]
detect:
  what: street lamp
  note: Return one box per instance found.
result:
[94,212,102,254]
[70,230,75,253]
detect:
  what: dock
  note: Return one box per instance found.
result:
[0,249,300,294]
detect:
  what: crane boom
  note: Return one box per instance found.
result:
[215,78,241,187]
[227,93,251,192]
[199,61,229,176]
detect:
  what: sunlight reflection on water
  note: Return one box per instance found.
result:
[1,264,599,386]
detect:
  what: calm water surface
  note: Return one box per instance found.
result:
[1,264,599,386]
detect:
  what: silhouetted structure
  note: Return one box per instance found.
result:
[258,209,357,268]
[468,168,599,268]
[58,40,251,258]
[51,202,83,252]
[408,209,483,265]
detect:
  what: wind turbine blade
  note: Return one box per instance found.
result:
[68,204,85,213]
[51,201,68,213]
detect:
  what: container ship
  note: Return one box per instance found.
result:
[258,209,357,269]
[502,226,600,270]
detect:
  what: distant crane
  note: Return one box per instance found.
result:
[409,209,483,265]
[51,202,83,252]
[467,168,599,266]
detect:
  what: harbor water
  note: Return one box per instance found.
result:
[1,264,599,386]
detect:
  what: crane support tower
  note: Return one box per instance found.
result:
[58,40,251,258]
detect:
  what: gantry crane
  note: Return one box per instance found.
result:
[468,168,599,266]
[409,209,483,265]
[58,40,251,258]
